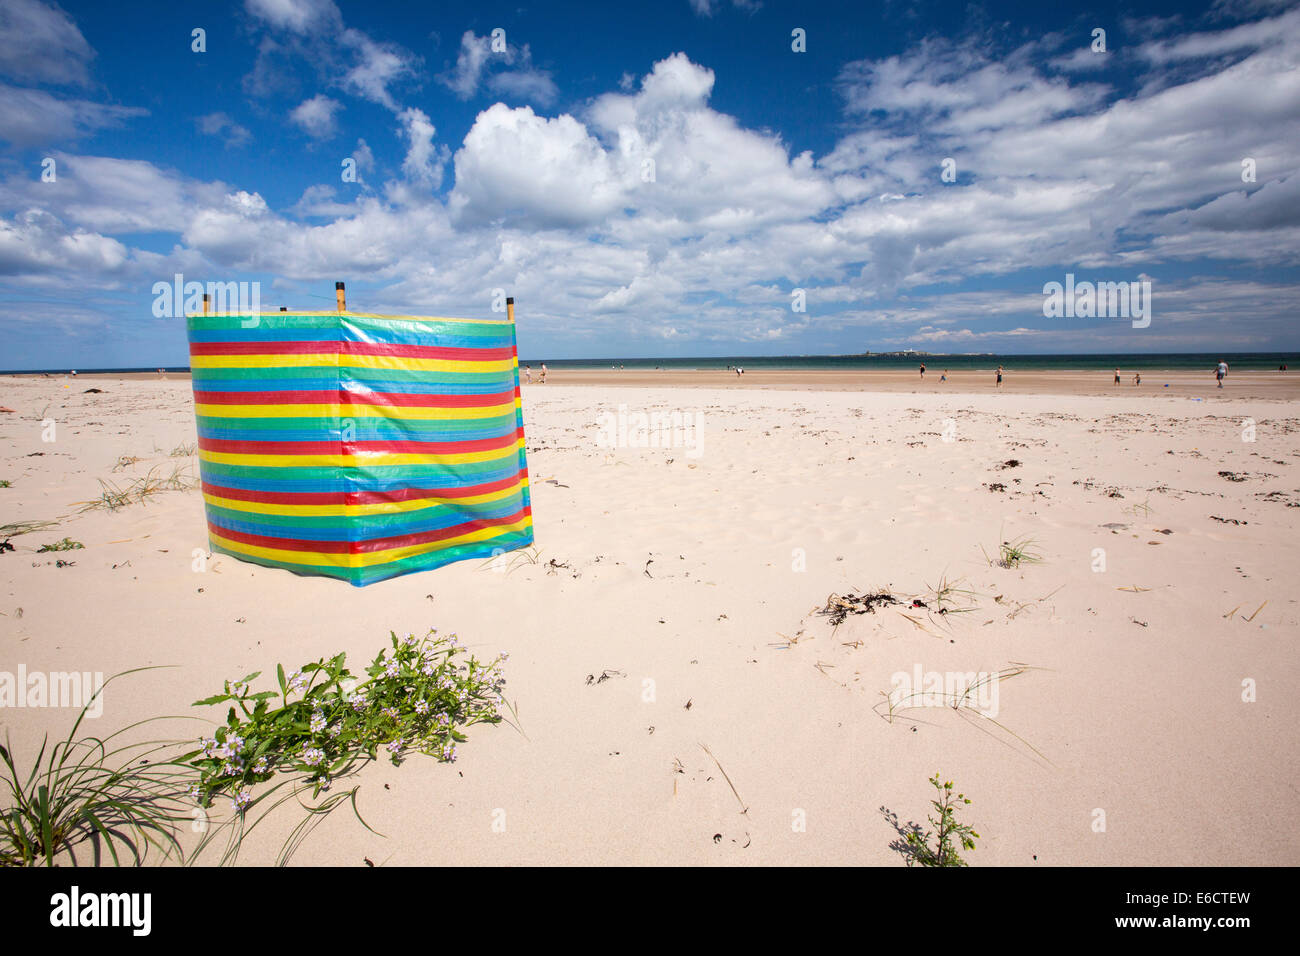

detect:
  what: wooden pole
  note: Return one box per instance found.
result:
[506,296,515,324]
[202,293,210,316]
[335,281,346,313]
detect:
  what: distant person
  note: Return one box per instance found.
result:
[1280,364,1287,371]
[70,369,77,377]
[940,369,947,383]
[523,364,532,384]
[995,365,1003,388]
[1215,360,1228,388]
[735,366,742,378]
[1133,371,1141,385]
[1114,367,1122,385]
[919,363,926,379]
[540,363,548,384]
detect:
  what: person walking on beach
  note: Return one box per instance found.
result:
[995,366,1003,388]
[919,363,926,379]
[1215,360,1228,388]
[1133,371,1141,386]
[540,363,548,384]
[940,370,947,383]
[1114,367,1122,385]
[523,364,532,384]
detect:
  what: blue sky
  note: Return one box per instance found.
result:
[0,0,1297,368]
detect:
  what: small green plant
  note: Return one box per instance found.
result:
[37,538,84,553]
[0,670,192,867]
[998,536,1042,568]
[904,774,980,867]
[184,629,509,864]
[169,442,197,457]
[981,533,1042,568]
[0,480,11,488]
[925,573,978,615]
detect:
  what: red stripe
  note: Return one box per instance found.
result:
[352,473,525,503]
[197,428,523,457]
[208,505,532,555]
[202,471,527,506]
[194,388,517,407]
[191,341,516,360]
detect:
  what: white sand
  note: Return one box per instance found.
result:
[1,377,1296,865]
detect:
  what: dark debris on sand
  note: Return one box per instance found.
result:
[821,591,900,626]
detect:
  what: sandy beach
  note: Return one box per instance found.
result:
[1,373,1297,866]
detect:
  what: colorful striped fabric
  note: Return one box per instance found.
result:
[185,311,533,586]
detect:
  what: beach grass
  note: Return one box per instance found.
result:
[0,670,192,867]
[0,519,60,538]
[82,465,199,512]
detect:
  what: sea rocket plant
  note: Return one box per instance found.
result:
[186,630,507,813]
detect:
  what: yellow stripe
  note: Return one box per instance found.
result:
[199,444,521,468]
[210,516,534,569]
[194,401,516,420]
[191,354,516,373]
[203,481,525,517]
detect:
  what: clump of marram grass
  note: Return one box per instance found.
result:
[903,774,980,867]
[924,573,979,615]
[0,669,193,867]
[169,442,196,457]
[0,479,11,488]
[184,629,510,865]
[37,538,84,553]
[82,465,199,512]
[981,533,1042,569]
